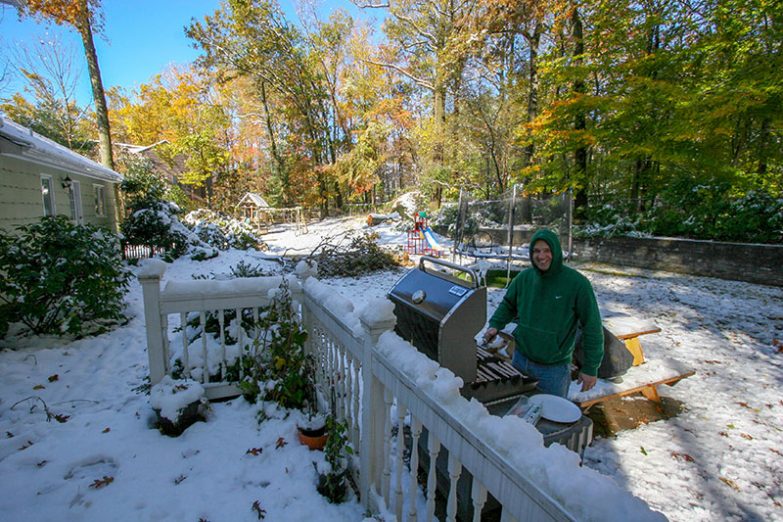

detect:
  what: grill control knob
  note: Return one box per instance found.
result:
[412,289,426,304]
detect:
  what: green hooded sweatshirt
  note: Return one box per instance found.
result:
[488,229,604,376]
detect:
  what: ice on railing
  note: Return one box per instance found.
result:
[303,278,362,334]
[164,275,299,299]
[377,330,665,522]
[137,257,168,279]
[357,298,395,326]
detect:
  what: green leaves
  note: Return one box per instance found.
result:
[0,217,130,337]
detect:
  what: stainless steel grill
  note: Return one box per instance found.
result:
[388,256,537,401]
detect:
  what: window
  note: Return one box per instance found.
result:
[68,180,83,223]
[41,176,55,216]
[94,185,106,217]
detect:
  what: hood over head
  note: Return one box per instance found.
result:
[529,228,563,276]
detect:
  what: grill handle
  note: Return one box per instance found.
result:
[419,256,481,288]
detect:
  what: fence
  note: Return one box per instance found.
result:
[139,265,656,521]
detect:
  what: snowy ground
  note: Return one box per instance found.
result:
[0,216,781,521]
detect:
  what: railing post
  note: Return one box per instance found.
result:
[359,310,396,512]
[138,260,168,386]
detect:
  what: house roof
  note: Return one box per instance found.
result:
[0,114,123,183]
[237,192,271,208]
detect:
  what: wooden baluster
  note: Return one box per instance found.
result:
[218,310,226,380]
[180,312,190,379]
[408,418,422,522]
[351,356,361,449]
[236,308,244,380]
[471,477,487,522]
[426,433,441,521]
[199,311,208,383]
[446,453,462,522]
[339,347,348,421]
[160,313,169,375]
[382,389,393,507]
[395,403,407,522]
[252,307,260,358]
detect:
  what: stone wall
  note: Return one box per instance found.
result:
[572,236,783,287]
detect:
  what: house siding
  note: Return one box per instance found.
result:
[0,155,118,233]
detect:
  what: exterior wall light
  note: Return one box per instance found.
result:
[62,175,73,190]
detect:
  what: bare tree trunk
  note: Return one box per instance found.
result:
[75,1,112,171]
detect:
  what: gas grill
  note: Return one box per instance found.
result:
[388,256,537,404]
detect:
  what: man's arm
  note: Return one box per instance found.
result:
[575,277,604,386]
[483,277,520,343]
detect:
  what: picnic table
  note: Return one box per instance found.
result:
[571,310,694,410]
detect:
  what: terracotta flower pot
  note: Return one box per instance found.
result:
[297,425,328,451]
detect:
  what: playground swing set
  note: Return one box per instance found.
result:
[404,211,444,257]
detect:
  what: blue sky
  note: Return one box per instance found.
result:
[0,0,376,107]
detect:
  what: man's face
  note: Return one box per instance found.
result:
[532,240,553,272]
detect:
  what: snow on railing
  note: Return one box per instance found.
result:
[139,262,663,522]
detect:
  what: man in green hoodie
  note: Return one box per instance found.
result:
[482,229,604,398]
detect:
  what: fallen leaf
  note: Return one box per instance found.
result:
[32,385,45,390]
[5,431,13,438]
[48,374,59,383]
[246,447,263,456]
[740,433,753,440]
[727,423,736,429]
[719,431,728,437]
[703,360,721,364]
[37,460,48,468]
[251,500,266,520]
[640,446,648,456]
[174,474,187,485]
[738,402,750,409]
[89,476,114,489]
[769,448,783,457]
[671,451,695,463]
[102,427,111,434]
[53,414,70,423]
[275,437,287,449]
[720,477,740,491]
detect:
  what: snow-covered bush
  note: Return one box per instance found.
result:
[0,216,131,337]
[183,209,265,251]
[120,163,217,261]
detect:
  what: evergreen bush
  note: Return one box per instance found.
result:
[0,216,131,337]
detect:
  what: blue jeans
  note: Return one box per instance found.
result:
[512,350,572,398]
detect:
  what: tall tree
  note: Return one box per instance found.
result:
[22,0,114,170]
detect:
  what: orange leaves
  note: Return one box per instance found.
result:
[89,475,114,489]
[670,451,695,463]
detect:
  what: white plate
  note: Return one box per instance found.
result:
[527,394,581,423]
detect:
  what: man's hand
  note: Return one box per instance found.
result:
[482,327,498,345]
[577,372,597,392]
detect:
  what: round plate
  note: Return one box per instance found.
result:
[527,394,581,423]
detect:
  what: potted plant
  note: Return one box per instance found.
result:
[297,411,327,450]
[314,415,353,503]
[149,376,207,436]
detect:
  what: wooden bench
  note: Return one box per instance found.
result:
[569,348,695,411]
[575,371,695,411]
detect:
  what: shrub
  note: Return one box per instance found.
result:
[183,209,265,251]
[0,216,131,337]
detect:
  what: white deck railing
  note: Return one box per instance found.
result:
[139,264,655,521]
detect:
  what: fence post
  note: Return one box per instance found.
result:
[138,260,168,386]
[359,311,396,512]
